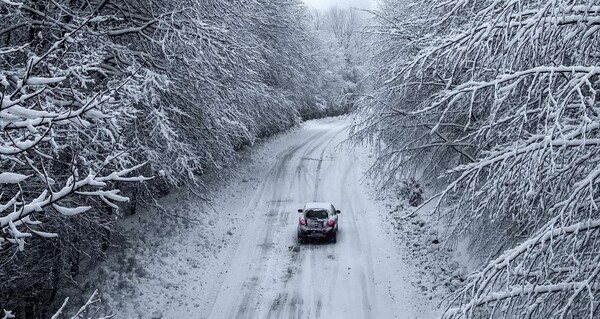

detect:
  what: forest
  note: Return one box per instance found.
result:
[2,0,599,318]
[357,0,600,318]
[0,0,357,316]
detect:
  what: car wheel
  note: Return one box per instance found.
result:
[332,232,337,243]
[298,236,304,244]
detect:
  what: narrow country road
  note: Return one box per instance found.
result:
[96,117,433,319]
[204,118,429,318]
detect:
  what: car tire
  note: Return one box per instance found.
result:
[332,232,337,243]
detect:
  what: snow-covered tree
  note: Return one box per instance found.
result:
[116,0,335,188]
[309,6,369,116]
[0,0,150,247]
[1,0,347,316]
[0,1,156,315]
[443,218,600,319]
[357,0,600,318]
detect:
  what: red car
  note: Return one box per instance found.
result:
[297,202,340,243]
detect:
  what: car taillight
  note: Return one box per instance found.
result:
[300,218,306,225]
[327,220,335,227]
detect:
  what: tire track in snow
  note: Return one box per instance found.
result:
[264,123,347,318]
[212,129,322,319]
[225,126,342,318]
[267,121,368,319]
[336,151,374,318]
[310,123,349,202]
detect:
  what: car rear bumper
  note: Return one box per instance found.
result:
[298,227,336,239]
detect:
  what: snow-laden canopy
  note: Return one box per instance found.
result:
[356,0,600,317]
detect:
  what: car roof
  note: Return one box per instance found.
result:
[304,202,333,210]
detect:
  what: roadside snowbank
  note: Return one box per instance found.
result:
[373,187,473,311]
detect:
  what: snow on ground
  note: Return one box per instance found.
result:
[83,116,456,318]
[375,194,470,304]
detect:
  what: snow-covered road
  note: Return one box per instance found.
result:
[205,118,430,319]
[97,117,435,319]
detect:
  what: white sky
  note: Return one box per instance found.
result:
[302,0,375,10]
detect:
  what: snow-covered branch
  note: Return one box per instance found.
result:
[355,0,600,317]
[1,164,148,250]
[49,290,114,319]
[443,218,600,318]
[2,0,344,315]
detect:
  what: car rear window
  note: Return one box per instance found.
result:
[305,209,328,219]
